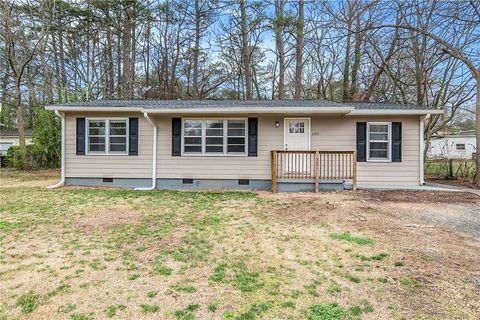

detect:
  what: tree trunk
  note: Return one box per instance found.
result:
[14,80,27,167]
[192,0,200,99]
[106,28,114,99]
[122,5,133,99]
[26,68,35,128]
[240,0,252,100]
[274,0,286,100]
[294,0,304,100]
[145,18,151,89]
[350,9,362,99]
[342,3,353,102]
[58,32,67,102]
[476,74,480,185]
[116,31,122,97]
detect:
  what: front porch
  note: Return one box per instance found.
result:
[270,150,357,192]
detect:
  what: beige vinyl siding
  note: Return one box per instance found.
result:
[65,112,153,178]
[64,112,420,186]
[155,115,282,180]
[155,114,420,186]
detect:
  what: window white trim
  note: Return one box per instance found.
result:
[85,117,129,156]
[366,122,391,162]
[181,118,248,157]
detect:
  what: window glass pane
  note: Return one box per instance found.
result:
[206,129,223,136]
[228,145,245,153]
[288,122,304,134]
[109,121,126,136]
[110,137,126,144]
[206,146,223,153]
[370,133,388,141]
[184,145,201,153]
[89,143,105,152]
[89,120,105,135]
[89,137,105,144]
[227,120,245,136]
[206,137,223,145]
[370,142,388,150]
[370,150,388,158]
[227,137,245,145]
[206,120,223,129]
[88,120,106,153]
[227,120,246,154]
[368,124,389,160]
[184,137,201,145]
[369,124,388,133]
[110,144,126,152]
[184,120,202,137]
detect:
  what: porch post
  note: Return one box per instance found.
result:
[314,151,320,193]
[271,150,277,193]
[352,151,357,191]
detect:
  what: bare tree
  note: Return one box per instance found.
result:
[294,0,304,100]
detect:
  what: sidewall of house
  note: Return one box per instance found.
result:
[64,112,420,187]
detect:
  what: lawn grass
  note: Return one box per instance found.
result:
[0,170,478,319]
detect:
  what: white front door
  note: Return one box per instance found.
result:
[284,118,310,150]
[283,118,311,175]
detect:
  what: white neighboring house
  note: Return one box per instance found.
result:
[428,132,476,159]
[0,129,33,165]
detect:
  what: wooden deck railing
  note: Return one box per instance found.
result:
[271,150,357,192]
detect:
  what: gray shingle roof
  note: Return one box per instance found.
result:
[51,99,430,110]
[0,128,33,137]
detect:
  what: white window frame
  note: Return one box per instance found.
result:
[181,118,248,156]
[366,122,391,162]
[455,143,466,151]
[86,117,129,156]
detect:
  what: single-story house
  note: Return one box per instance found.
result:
[45,100,441,192]
[427,132,476,160]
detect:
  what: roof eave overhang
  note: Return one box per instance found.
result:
[45,106,355,114]
[143,107,354,114]
[45,106,141,112]
[45,105,443,115]
[347,109,443,115]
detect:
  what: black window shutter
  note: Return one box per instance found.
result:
[356,122,367,162]
[76,118,86,155]
[392,122,402,162]
[129,118,139,156]
[248,118,258,157]
[172,118,182,156]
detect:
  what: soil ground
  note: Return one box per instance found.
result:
[0,170,479,320]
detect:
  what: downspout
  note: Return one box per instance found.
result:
[48,110,65,189]
[419,114,430,185]
[135,112,157,190]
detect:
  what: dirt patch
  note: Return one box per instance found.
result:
[76,204,141,229]
[427,177,480,190]
[353,190,480,203]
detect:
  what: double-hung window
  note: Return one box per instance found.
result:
[182,119,247,155]
[87,119,128,155]
[367,122,391,161]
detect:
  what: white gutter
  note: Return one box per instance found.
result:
[45,105,443,116]
[348,109,443,115]
[45,106,355,114]
[45,106,140,112]
[48,110,65,189]
[143,107,355,114]
[135,112,157,190]
[419,114,430,185]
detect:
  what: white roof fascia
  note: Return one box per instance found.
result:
[45,106,141,112]
[348,109,443,115]
[142,107,354,114]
